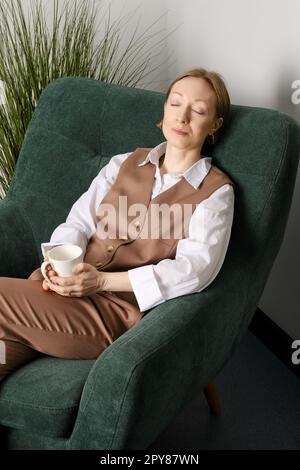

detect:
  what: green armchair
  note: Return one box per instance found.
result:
[0,77,299,450]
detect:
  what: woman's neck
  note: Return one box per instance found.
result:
[159,144,202,176]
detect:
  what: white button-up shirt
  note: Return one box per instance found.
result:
[41,141,235,312]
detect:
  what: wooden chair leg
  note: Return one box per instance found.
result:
[203,380,221,416]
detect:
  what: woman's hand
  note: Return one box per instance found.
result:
[29,254,54,284]
[38,254,57,291]
[44,262,105,297]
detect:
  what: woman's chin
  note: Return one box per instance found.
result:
[167,137,191,149]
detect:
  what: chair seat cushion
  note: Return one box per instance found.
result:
[0,357,94,437]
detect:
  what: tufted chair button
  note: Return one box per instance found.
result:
[107,245,114,252]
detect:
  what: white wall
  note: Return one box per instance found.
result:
[18,0,300,337]
[100,0,170,90]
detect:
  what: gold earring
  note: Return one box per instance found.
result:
[207,133,215,145]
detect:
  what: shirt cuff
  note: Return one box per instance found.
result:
[128,265,165,312]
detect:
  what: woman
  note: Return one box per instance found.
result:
[0,68,234,379]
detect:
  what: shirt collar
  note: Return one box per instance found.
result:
[138,141,212,189]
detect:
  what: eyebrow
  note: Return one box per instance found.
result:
[171,91,208,104]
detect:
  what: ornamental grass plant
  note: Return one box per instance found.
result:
[0,0,169,198]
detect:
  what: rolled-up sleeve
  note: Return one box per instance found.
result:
[128,184,234,312]
[127,265,165,312]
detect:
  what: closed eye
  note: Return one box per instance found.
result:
[170,104,205,115]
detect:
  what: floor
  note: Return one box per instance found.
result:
[148,330,300,450]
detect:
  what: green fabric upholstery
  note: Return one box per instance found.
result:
[0,77,299,449]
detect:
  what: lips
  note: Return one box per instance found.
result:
[172,128,188,136]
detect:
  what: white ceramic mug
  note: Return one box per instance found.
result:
[41,244,84,282]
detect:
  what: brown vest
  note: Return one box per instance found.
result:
[84,148,234,308]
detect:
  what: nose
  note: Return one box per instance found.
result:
[176,108,189,123]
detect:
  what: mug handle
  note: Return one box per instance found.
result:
[41,261,52,283]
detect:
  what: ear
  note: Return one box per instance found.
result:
[212,117,223,133]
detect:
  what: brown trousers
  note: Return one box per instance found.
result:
[0,276,143,379]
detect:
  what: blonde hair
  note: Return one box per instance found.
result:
[156,67,230,143]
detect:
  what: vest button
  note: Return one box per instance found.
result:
[107,245,114,252]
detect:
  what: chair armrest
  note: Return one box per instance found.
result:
[0,199,39,277]
[68,272,243,450]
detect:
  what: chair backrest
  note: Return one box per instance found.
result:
[7,77,300,344]
[6,77,166,262]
